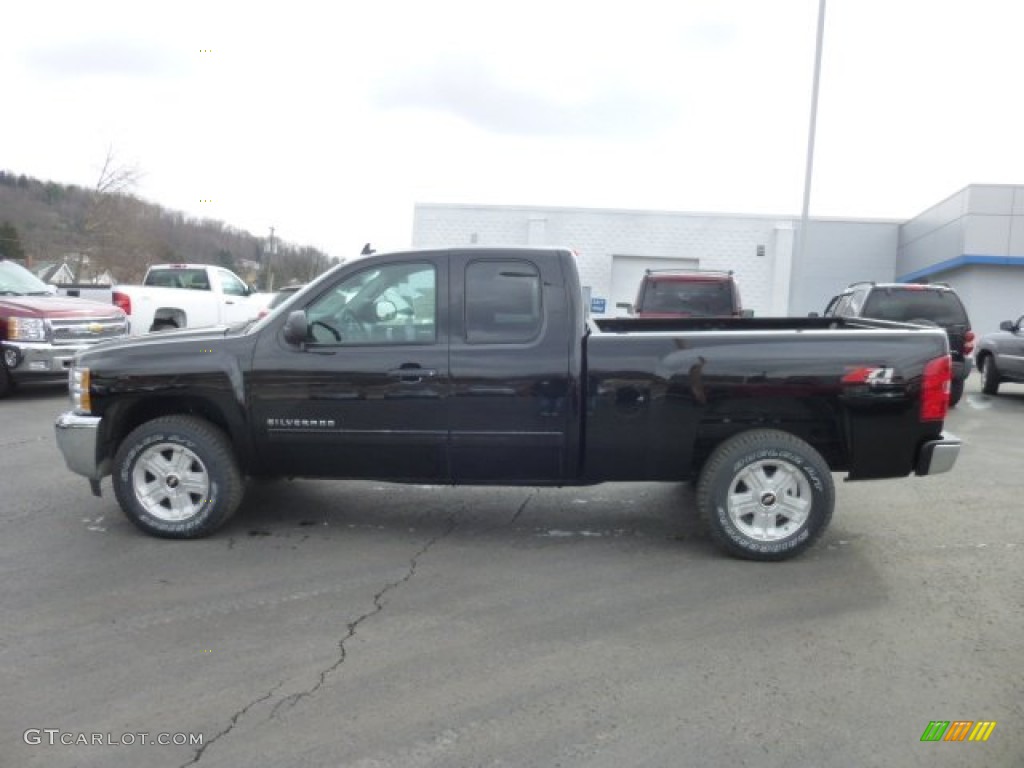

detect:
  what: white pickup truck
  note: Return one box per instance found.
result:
[112,264,268,335]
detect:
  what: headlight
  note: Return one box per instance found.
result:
[70,366,92,414]
[7,317,47,341]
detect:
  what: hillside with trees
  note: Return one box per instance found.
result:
[0,163,339,288]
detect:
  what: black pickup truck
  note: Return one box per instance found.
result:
[55,247,960,561]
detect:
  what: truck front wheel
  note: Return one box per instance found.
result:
[696,429,834,561]
[112,415,244,538]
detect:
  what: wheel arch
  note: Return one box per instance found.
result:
[152,308,187,328]
[691,419,846,477]
[102,394,255,474]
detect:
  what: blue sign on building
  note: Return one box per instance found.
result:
[590,297,607,314]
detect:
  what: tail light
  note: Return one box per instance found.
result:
[963,329,975,356]
[112,291,131,316]
[921,355,951,421]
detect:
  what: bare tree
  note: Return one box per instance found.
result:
[73,147,144,282]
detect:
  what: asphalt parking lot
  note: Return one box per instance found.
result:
[1,377,1022,768]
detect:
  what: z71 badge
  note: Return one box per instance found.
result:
[841,366,896,385]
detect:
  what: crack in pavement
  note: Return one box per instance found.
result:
[179,682,284,767]
[181,517,456,765]
[267,516,459,719]
[508,489,537,527]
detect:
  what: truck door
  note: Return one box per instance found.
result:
[448,251,572,483]
[215,268,258,325]
[249,256,449,480]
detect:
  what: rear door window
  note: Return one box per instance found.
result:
[465,260,542,344]
[145,268,210,289]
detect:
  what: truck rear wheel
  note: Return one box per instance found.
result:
[112,415,244,538]
[696,429,834,561]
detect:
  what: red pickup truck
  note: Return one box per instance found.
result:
[619,269,752,318]
[0,259,128,397]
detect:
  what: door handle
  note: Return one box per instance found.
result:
[388,365,437,382]
[225,300,235,305]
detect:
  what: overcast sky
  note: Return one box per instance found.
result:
[4,1,1024,260]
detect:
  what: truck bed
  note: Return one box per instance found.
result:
[584,315,950,483]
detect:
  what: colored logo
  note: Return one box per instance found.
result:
[920,720,996,742]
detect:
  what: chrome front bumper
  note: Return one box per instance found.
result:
[915,432,961,476]
[3,341,90,379]
[55,412,108,495]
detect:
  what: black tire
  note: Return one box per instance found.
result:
[112,415,244,538]
[149,319,179,333]
[949,377,964,407]
[980,355,1000,396]
[696,429,835,561]
[0,362,12,398]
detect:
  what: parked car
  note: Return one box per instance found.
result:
[617,269,751,318]
[0,259,128,397]
[112,263,267,335]
[55,247,959,562]
[822,281,974,406]
[974,315,1024,395]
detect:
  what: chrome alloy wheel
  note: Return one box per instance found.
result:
[727,458,812,542]
[131,442,211,522]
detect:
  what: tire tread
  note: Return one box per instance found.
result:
[696,429,834,561]
[112,415,243,538]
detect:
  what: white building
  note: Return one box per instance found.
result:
[413,184,1024,336]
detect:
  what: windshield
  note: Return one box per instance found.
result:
[0,260,51,296]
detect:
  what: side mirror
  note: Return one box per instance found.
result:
[283,310,309,347]
[741,309,754,318]
[999,320,1016,332]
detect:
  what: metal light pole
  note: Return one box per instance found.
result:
[266,226,278,291]
[798,0,827,269]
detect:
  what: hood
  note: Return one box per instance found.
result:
[85,324,237,354]
[0,295,125,320]
[75,324,261,365]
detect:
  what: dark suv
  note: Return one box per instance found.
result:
[620,269,750,318]
[823,281,974,405]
